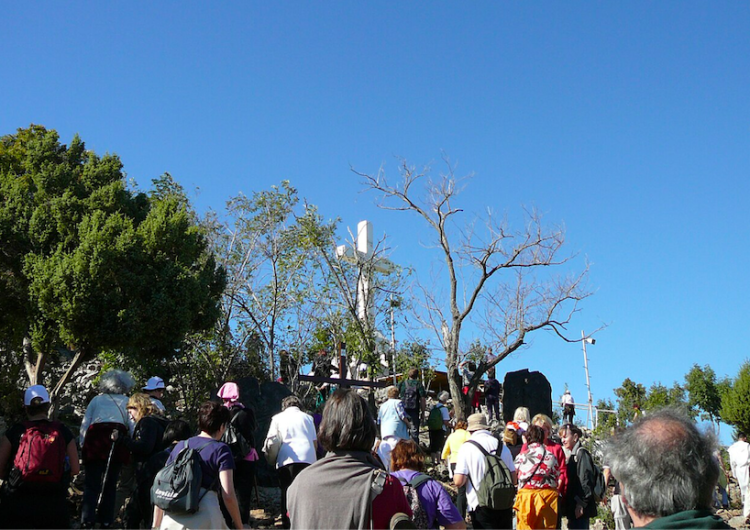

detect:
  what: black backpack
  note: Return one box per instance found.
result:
[151,439,217,514]
[402,380,419,410]
[220,408,253,461]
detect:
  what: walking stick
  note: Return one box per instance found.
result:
[96,429,120,515]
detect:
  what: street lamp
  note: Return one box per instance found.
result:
[581,331,596,429]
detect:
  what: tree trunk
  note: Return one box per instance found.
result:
[49,347,91,418]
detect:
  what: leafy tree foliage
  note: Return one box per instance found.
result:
[613,378,646,425]
[685,364,727,431]
[0,126,225,403]
[720,361,750,435]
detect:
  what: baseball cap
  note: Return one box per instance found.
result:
[143,376,166,391]
[24,385,51,406]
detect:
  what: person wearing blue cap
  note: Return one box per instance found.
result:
[0,385,80,529]
[143,376,167,413]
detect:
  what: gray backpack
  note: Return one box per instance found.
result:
[151,439,217,514]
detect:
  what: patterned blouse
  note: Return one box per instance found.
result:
[514,442,559,489]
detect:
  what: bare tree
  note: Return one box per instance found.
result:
[357,158,593,420]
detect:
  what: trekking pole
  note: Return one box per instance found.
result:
[96,429,120,515]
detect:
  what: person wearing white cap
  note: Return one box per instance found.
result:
[0,385,80,528]
[453,413,518,529]
[143,376,167,413]
[562,389,575,424]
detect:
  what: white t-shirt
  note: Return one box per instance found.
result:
[267,406,318,468]
[561,394,574,405]
[454,430,516,510]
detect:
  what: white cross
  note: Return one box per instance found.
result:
[336,220,395,322]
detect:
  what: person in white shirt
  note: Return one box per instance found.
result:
[453,413,517,529]
[729,432,750,522]
[561,389,575,424]
[264,395,317,529]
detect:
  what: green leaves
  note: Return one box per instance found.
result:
[0,125,225,385]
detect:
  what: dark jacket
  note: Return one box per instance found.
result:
[565,443,598,520]
[229,404,256,449]
[641,510,731,529]
[122,414,169,464]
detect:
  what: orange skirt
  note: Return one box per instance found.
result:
[513,487,559,530]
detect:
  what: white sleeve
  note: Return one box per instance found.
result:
[454,445,470,476]
[80,397,97,446]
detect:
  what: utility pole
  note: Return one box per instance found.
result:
[581,330,596,429]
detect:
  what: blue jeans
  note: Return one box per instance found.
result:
[405,408,421,443]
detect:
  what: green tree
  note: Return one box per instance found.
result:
[721,361,750,435]
[0,125,225,405]
[643,382,692,417]
[685,364,725,432]
[613,378,647,425]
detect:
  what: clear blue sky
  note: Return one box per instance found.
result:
[3,3,749,441]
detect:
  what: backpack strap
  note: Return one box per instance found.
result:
[369,469,388,530]
[406,472,431,489]
[464,439,512,491]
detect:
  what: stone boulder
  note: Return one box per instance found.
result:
[502,369,552,423]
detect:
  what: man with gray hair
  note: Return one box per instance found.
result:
[605,408,730,529]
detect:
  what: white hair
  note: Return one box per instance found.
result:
[99,369,135,395]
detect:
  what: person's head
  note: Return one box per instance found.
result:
[143,376,166,399]
[488,368,496,379]
[605,408,720,521]
[438,391,450,404]
[391,439,425,472]
[217,381,241,404]
[24,385,51,418]
[526,424,546,445]
[127,393,158,423]
[513,406,531,424]
[738,432,747,442]
[560,423,583,451]
[282,395,303,411]
[502,426,518,445]
[386,386,400,399]
[197,401,230,437]
[408,367,419,379]
[455,420,468,432]
[99,369,135,395]
[318,389,377,452]
[531,413,553,440]
[467,412,490,433]
[163,420,193,445]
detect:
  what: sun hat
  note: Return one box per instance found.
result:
[143,376,166,391]
[467,412,490,432]
[24,385,50,406]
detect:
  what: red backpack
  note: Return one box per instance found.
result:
[11,420,67,490]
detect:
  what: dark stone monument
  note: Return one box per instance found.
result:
[230,377,292,486]
[502,369,552,423]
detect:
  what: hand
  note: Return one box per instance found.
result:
[575,505,584,519]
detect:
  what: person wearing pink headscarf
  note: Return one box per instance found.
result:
[217,382,257,527]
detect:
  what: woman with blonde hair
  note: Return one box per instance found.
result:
[122,393,169,529]
[442,419,471,518]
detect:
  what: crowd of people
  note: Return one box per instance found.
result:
[0,364,739,530]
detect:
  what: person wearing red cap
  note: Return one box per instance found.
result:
[0,385,80,528]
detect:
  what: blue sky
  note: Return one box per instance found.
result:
[3,3,749,442]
